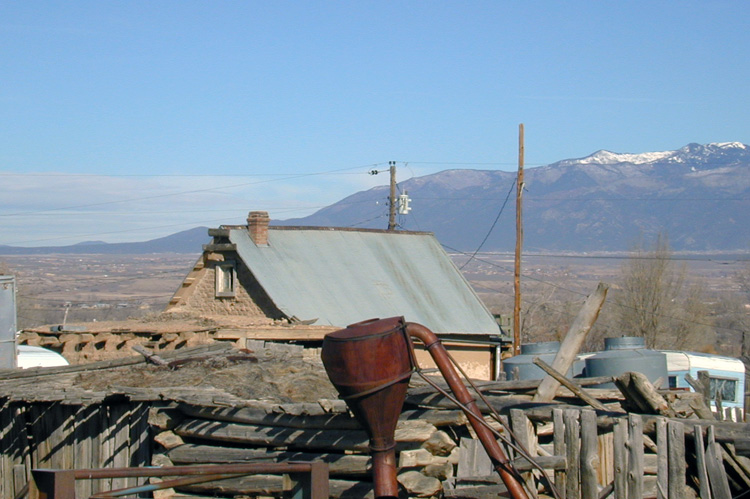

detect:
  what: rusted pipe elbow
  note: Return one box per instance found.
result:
[404,322,529,499]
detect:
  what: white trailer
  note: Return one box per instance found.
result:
[662,350,746,418]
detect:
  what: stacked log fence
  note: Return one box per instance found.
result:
[150,401,750,498]
[2,396,750,498]
[3,350,750,499]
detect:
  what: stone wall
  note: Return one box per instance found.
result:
[179,257,272,319]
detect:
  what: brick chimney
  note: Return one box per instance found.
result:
[247,211,270,246]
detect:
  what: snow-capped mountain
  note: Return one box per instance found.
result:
[559,142,748,167]
[281,142,750,252]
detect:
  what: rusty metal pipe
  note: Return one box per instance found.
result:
[405,322,529,499]
[321,317,413,499]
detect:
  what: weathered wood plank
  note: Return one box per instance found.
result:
[613,418,627,499]
[510,408,536,498]
[626,413,643,499]
[178,475,375,499]
[179,404,362,430]
[73,405,97,499]
[168,443,372,476]
[564,409,580,499]
[129,403,151,492]
[655,418,667,499]
[109,403,131,491]
[533,358,608,412]
[579,409,598,499]
[534,282,608,403]
[174,418,437,452]
[410,375,617,397]
[552,408,566,499]
[705,425,731,499]
[693,424,711,499]
[456,437,493,478]
[615,372,673,416]
[666,420,685,499]
[597,429,614,488]
[0,343,233,381]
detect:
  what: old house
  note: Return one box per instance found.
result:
[166,211,506,377]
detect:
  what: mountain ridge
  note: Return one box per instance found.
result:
[1,142,748,254]
[279,142,750,252]
[0,227,210,255]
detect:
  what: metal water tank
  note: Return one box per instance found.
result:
[585,336,668,388]
[503,341,565,381]
[1,275,16,369]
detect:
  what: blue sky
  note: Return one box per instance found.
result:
[1,1,748,246]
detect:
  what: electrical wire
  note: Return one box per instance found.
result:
[410,341,561,499]
[460,179,517,270]
[0,163,387,219]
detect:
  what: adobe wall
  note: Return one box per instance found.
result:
[413,343,493,380]
[180,258,270,318]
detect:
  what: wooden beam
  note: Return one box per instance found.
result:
[202,243,237,252]
[532,357,608,411]
[208,228,231,237]
[533,282,608,403]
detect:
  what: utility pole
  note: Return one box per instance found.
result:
[513,124,524,356]
[388,161,397,231]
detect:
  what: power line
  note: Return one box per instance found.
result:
[0,163,387,219]
[460,179,517,270]
[452,251,750,264]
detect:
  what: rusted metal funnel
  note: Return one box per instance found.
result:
[321,317,413,499]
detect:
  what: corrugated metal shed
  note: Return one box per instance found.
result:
[228,228,500,335]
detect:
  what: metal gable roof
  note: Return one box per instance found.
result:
[228,228,499,335]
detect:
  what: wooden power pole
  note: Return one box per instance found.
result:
[388,161,397,231]
[513,124,524,356]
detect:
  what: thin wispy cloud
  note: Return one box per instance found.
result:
[520,95,689,105]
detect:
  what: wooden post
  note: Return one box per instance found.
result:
[666,421,685,499]
[706,425,731,499]
[564,410,580,499]
[579,410,598,499]
[697,370,712,413]
[513,123,524,356]
[613,418,627,499]
[510,408,537,498]
[387,161,397,231]
[533,282,609,403]
[655,418,668,499]
[552,409,566,499]
[693,425,711,499]
[626,414,643,499]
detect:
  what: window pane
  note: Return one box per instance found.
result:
[709,378,737,402]
[215,263,236,297]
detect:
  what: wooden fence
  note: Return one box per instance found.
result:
[0,400,151,499]
[150,400,750,498]
[448,407,750,498]
[3,349,749,499]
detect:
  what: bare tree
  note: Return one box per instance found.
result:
[734,261,750,357]
[613,233,713,350]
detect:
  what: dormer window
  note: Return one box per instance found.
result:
[215,261,236,298]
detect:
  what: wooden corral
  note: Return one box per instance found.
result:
[2,341,750,499]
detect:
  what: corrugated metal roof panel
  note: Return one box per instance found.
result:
[228,228,499,335]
